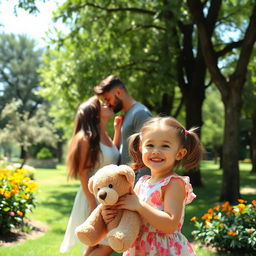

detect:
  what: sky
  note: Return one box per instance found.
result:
[0,0,63,47]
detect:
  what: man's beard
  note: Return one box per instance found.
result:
[113,95,123,113]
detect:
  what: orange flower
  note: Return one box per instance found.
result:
[252,200,256,207]
[208,208,214,215]
[17,211,23,216]
[227,232,237,236]
[237,199,247,204]
[213,205,220,211]
[221,201,230,211]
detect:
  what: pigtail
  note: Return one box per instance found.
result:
[128,133,145,171]
[181,128,204,171]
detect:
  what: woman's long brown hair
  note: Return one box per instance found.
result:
[67,96,101,178]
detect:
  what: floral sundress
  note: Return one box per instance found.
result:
[123,174,196,256]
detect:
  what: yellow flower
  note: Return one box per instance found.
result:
[219,224,224,228]
[4,191,11,199]
[25,181,38,192]
[23,194,29,199]
[0,188,4,195]
[190,216,197,221]
[237,203,246,213]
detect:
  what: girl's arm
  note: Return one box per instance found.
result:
[78,137,97,214]
[116,179,185,234]
[113,115,123,148]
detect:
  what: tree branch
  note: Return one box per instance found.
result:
[187,0,228,97]
[125,24,166,33]
[216,40,243,57]
[70,2,156,16]
[232,4,256,85]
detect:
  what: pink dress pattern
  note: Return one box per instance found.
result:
[123,174,196,256]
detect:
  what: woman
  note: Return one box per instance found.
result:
[60,96,121,256]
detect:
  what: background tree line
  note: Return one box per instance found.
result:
[0,0,255,203]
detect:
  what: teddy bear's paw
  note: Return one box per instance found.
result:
[108,231,129,253]
[75,225,97,246]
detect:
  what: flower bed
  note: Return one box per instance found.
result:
[0,166,38,234]
[191,199,256,254]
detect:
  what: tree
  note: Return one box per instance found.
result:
[0,34,43,117]
[243,63,256,173]
[187,0,256,203]
[0,100,58,166]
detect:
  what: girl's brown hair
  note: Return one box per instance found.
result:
[67,96,101,178]
[128,117,204,171]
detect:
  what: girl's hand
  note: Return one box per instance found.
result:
[101,205,118,224]
[116,188,141,212]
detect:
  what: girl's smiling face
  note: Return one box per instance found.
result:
[140,126,187,175]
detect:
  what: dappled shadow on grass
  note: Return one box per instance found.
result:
[40,185,79,217]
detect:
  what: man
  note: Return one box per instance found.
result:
[94,75,152,182]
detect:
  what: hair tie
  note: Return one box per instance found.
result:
[184,130,189,136]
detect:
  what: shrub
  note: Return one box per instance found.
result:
[0,166,38,234]
[36,147,53,160]
[191,199,256,254]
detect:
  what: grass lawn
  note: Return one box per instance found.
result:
[0,161,254,256]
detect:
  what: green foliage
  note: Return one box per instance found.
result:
[0,34,43,116]
[0,165,38,234]
[36,147,53,160]
[39,0,184,133]
[202,86,224,157]
[191,199,256,254]
[0,100,59,157]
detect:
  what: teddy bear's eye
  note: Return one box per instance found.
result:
[97,188,100,191]
[108,184,113,189]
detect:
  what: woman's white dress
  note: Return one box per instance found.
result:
[60,143,120,253]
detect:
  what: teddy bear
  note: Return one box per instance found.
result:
[75,164,141,253]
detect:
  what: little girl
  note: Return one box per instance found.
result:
[115,117,203,255]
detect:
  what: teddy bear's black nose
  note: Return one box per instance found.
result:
[99,191,107,200]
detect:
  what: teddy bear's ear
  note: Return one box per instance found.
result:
[117,165,135,185]
[88,176,94,193]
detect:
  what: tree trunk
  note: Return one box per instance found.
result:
[19,146,27,169]
[251,110,256,173]
[220,89,241,203]
[20,146,27,160]
[184,83,204,187]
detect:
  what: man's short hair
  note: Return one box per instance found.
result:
[94,75,126,95]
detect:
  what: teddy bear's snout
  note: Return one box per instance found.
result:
[97,187,119,205]
[99,191,107,200]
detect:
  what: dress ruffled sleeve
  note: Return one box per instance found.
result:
[160,174,196,205]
